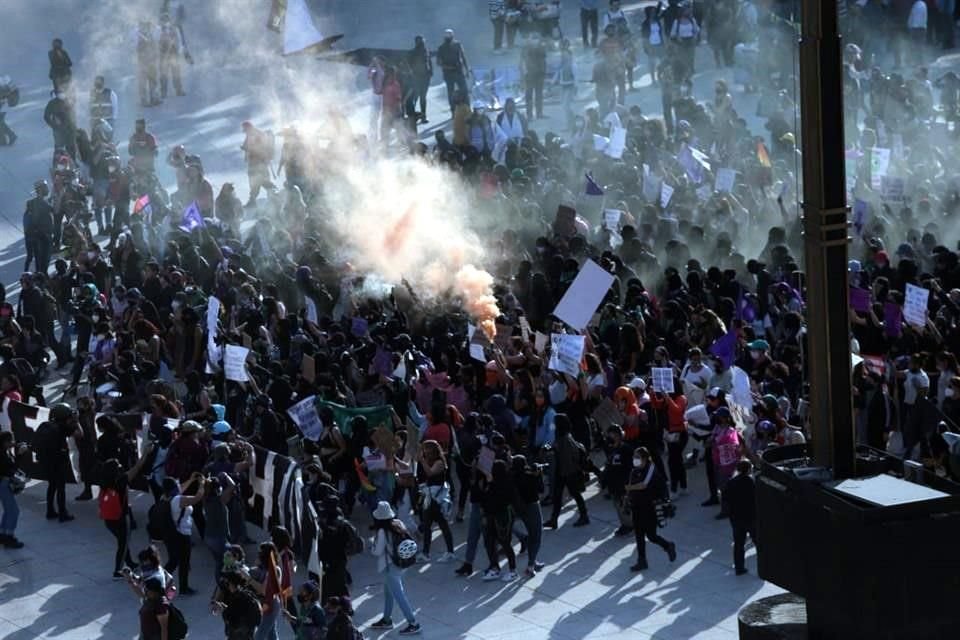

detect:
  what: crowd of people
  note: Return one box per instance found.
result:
[3,0,960,639]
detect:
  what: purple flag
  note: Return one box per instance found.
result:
[883,302,902,337]
[179,201,204,232]
[371,345,394,377]
[585,173,604,196]
[850,287,871,314]
[351,316,369,337]
[709,330,737,369]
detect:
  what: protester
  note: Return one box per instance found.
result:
[625,446,676,571]
[369,501,422,635]
[0,431,24,548]
[723,458,757,576]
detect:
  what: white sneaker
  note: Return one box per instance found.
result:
[501,570,518,582]
[416,553,429,563]
[437,551,456,563]
[481,568,501,581]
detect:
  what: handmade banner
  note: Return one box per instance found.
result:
[715,168,736,193]
[552,259,615,330]
[224,345,250,382]
[660,182,674,208]
[548,334,585,378]
[603,209,622,230]
[287,395,323,441]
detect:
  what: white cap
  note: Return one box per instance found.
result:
[444,29,454,36]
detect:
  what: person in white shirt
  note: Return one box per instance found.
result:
[162,473,205,595]
[493,97,526,163]
[680,348,711,407]
[907,0,928,65]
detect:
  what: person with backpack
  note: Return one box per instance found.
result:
[100,448,154,578]
[543,414,589,529]
[161,472,206,595]
[34,402,80,522]
[316,496,359,599]
[624,446,677,571]
[369,501,422,635]
[324,595,364,640]
[138,577,189,640]
[213,569,263,640]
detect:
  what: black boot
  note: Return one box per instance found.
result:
[75,486,93,501]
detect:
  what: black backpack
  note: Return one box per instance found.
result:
[147,498,181,541]
[228,588,263,630]
[165,602,189,640]
[32,421,60,463]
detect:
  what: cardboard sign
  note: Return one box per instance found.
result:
[519,316,532,343]
[301,354,316,383]
[605,125,626,159]
[224,345,250,382]
[552,259,615,331]
[870,147,890,189]
[651,367,675,394]
[548,334,585,377]
[660,182,674,208]
[287,395,322,441]
[903,284,929,328]
[881,175,905,203]
[591,398,621,433]
[371,425,397,458]
[715,168,736,193]
[850,287,871,314]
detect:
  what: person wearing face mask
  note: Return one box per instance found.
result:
[211,569,263,639]
[744,339,771,381]
[454,430,493,578]
[284,580,326,639]
[624,446,676,571]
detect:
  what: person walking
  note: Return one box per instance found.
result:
[34,403,80,522]
[723,459,757,576]
[602,425,635,536]
[47,39,72,92]
[437,29,470,115]
[408,36,433,123]
[134,20,161,107]
[480,458,519,582]
[544,414,590,529]
[23,180,55,274]
[581,0,600,48]
[244,542,284,640]
[0,431,25,548]
[100,450,154,578]
[417,440,456,563]
[43,89,77,160]
[522,34,547,121]
[158,11,187,99]
[625,446,677,571]
[88,75,118,133]
[511,455,545,577]
[241,121,276,208]
[369,501,422,635]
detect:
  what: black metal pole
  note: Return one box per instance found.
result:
[798,0,855,479]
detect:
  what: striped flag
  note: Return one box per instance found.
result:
[8,402,81,483]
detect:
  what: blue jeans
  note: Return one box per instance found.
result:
[383,565,416,624]
[0,478,19,534]
[254,596,281,640]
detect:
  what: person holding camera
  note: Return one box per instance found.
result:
[0,431,26,548]
[162,472,206,595]
[624,446,677,571]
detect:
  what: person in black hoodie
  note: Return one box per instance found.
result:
[722,459,756,576]
[510,454,545,578]
[602,425,635,536]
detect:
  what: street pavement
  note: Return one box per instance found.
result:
[0,457,782,640]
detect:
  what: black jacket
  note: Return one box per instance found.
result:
[723,472,756,526]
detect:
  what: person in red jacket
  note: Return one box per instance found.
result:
[649,388,688,494]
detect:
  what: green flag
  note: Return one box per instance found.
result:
[317,400,392,437]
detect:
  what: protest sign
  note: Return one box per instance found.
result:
[371,426,397,459]
[224,345,250,382]
[534,331,549,354]
[287,395,322,441]
[605,126,626,159]
[852,198,869,236]
[715,168,736,193]
[696,184,712,201]
[660,182,674,208]
[552,259,615,330]
[870,147,890,189]
[477,446,496,476]
[604,209,622,230]
[881,175,905,203]
[519,316,532,342]
[469,343,487,362]
[651,367,675,394]
[850,287,871,314]
[548,334,585,377]
[591,398,621,433]
[903,284,929,328]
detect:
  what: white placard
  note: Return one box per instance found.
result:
[903,283,929,328]
[469,343,487,362]
[467,323,476,341]
[206,296,220,336]
[304,296,318,324]
[224,345,250,382]
[592,134,610,151]
[651,367,674,394]
[534,331,549,354]
[715,168,736,193]
[605,126,626,159]
[870,147,890,189]
[551,259,616,331]
[696,185,712,201]
[660,182,674,208]
[548,334,585,378]
[603,209,622,230]
[287,395,323,441]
